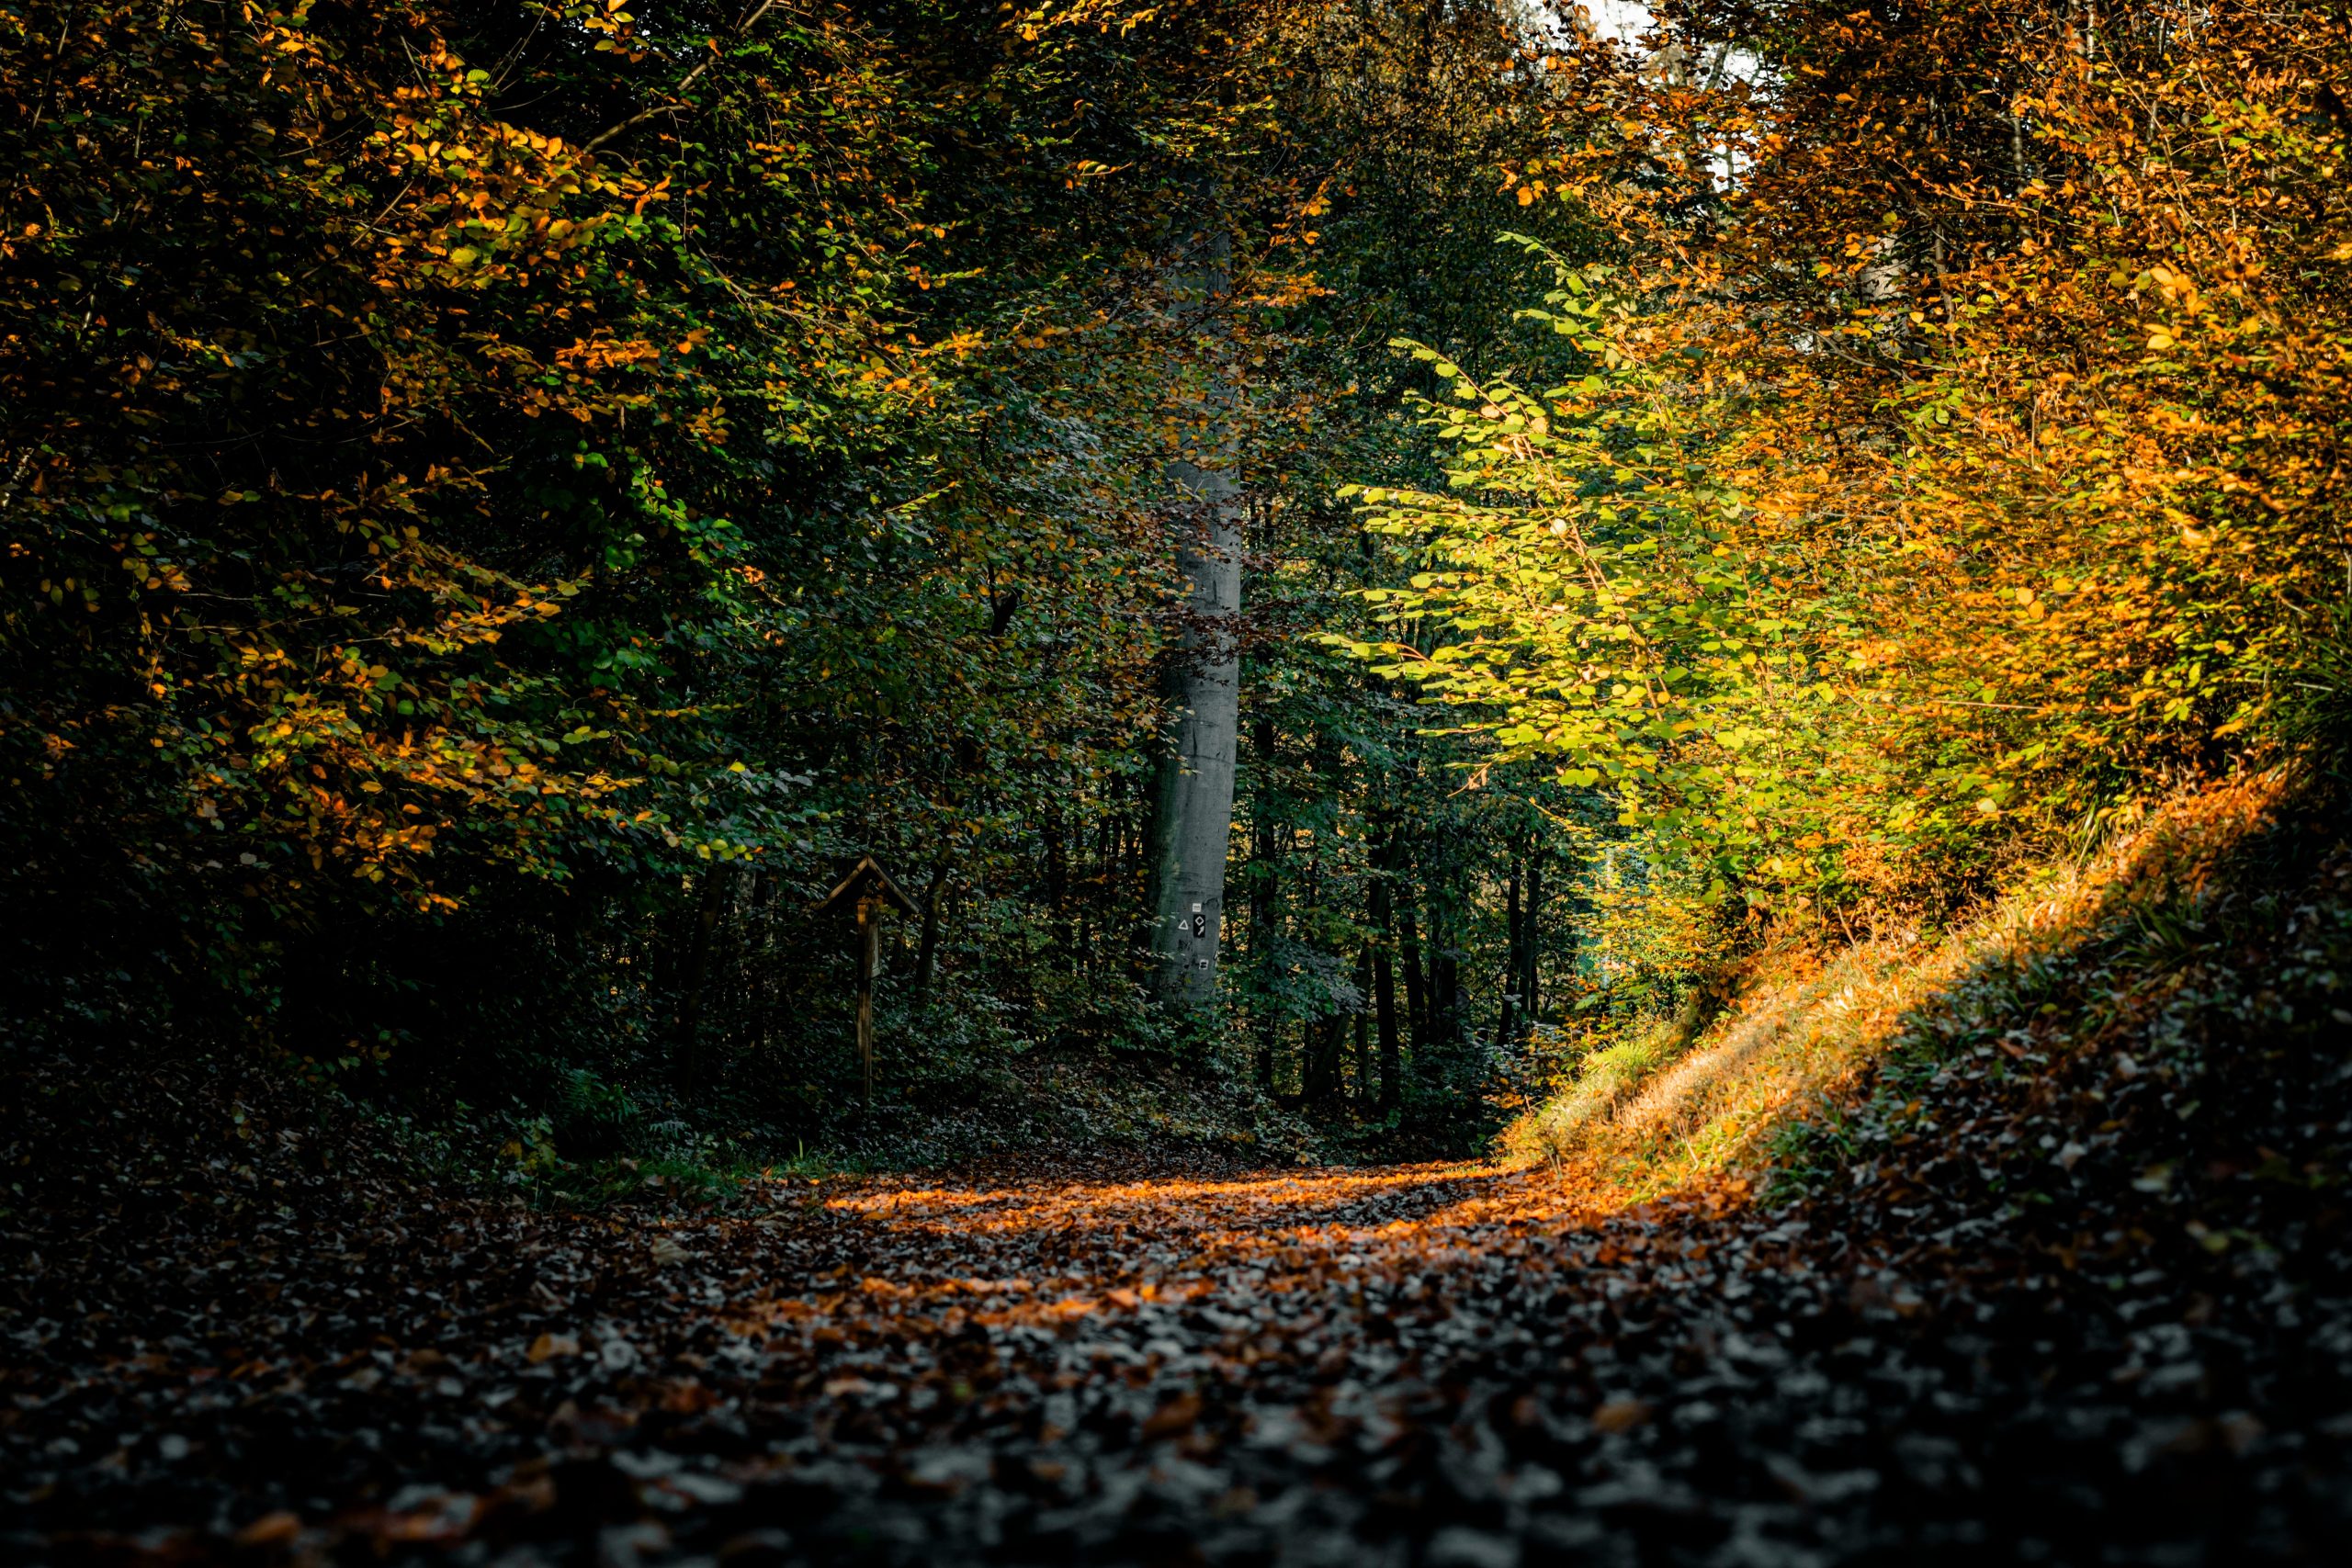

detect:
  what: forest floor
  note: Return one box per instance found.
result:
[7,1143,2350,1565]
[8,789,2352,1566]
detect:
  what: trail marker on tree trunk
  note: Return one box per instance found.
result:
[814,855,918,1103]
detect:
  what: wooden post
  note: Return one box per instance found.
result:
[813,855,918,1107]
[856,894,880,1102]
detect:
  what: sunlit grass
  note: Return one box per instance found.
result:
[1501,771,2297,1202]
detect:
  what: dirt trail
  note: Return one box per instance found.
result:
[10,1140,2348,1567]
[14,798,2352,1563]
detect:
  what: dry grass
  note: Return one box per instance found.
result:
[1502,771,2296,1198]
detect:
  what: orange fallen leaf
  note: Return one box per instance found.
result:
[237,1511,302,1547]
[1592,1398,1651,1433]
[1142,1392,1203,1438]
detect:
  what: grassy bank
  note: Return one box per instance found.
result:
[1506,771,2336,1201]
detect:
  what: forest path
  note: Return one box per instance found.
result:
[10,1143,2345,1565]
[804,1158,1581,1298]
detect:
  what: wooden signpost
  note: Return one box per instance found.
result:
[812,855,918,1103]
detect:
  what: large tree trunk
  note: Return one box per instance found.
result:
[1146,221,1244,1011]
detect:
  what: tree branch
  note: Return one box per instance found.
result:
[579,0,782,156]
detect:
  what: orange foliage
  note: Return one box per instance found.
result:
[1543,1,2349,908]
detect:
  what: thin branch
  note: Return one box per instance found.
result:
[580,0,783,156]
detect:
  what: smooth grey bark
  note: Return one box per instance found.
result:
[1146,468,1242,1006]
[1146,223,1244,1010]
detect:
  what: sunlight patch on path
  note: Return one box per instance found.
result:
[761,1157,1678,1337]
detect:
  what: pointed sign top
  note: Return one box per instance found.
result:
[813,853,919,918]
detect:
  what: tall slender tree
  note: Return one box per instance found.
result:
[1147,217,1246,1010]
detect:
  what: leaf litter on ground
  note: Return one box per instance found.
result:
[6,841,2352,1566]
